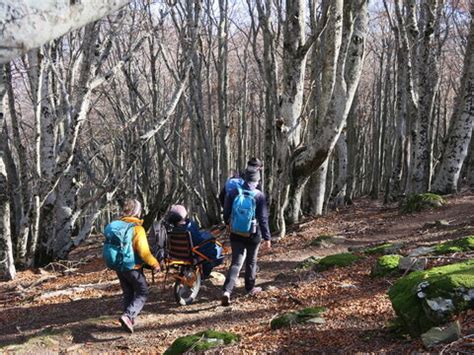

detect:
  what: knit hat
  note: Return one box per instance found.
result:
[247,157,263,169]
[244,167,261,183]
[122,199,142,217]
[167,204,188,225]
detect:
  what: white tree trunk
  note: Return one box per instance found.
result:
[310,159,329,216]
[0,0,130,64]
[332,131,348,205]
[411,0,441,193]
[431,4,474,194]
[0,67,16,280]
[293,0,368,188]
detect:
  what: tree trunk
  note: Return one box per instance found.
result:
[0,0,130,63]
[0,66,16,280]
[292,0,368,216]
[431,4,474,194]
[410,0,441,193]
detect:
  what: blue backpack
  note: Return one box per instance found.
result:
[103,220,137,271]
[230,187,258,236]
[225,177,244,194]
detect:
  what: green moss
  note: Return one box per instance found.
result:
[400,193,446,214]
[296,256,321,270]
[164,330,239,355]
[435,236,474,255]
[271,307,326,330]
[315,253,360,271]
[388,260,474,336]
[371,255,402,277]
[309,235,334,247]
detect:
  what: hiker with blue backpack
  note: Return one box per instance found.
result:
[221,166,271,306]
[103,199,160,333]
[218,158,264,207]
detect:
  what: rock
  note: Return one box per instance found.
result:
[399,193,446,214]
[408,246,436,257]
[265,285,278,292]
[388,260,474,336]
[434,236,474,255]
[296,256,321,270]
[164,329,239,354]
[314,253,360,271]
[365,243,403,255]
[307,317,326,325]
[309,235,345,248]
[208,272,226,286]
[338,282,357,289]
[271,307,326,330]
[371,255,402,277]
[435,220,450,227]
[423,220,450,229]
[398,257,428,272]
[421,321,461,348]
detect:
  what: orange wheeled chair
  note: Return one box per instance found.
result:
[165,229,224,305]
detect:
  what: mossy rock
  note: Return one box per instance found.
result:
[315,253,361,271]
[400,193,446,214]
[164,330,239,355]
[296,256,321,270]
[434,236,474,255]
[364,243,403,255]
[271,307,326,330]
[309,235,335,248]
[388,260,474,336]
[371,255,402,277]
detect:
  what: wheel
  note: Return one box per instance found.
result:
[174,266,201,306]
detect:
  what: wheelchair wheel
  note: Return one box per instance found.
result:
[174,266,201,306]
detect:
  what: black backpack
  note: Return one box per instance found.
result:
[147,220,171,262]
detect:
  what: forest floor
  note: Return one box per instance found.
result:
[1,192,474,354]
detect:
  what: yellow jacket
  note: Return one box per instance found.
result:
[121,216,159,269]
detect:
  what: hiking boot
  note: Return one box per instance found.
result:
[221,292,231,306]
[120,315,134,333]
[247,287,262,296]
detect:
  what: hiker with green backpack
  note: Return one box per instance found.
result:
[103,199,160,333]
[221,167,271,306]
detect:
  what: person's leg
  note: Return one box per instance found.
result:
[244,242,260,292]
[202,261,212,279]
[116,271,134,313]
[122,269,149,321]
[222,239,246,294]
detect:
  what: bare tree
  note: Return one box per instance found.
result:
[432,3,474,194]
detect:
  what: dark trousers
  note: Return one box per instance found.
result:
[116,269,148,321]
[223,239,260,294]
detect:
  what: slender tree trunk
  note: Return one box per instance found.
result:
[332,131,348,206]
[0,66,16,279]
[217,0,230,185]
[411,0,441,193]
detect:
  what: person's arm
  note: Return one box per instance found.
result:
[218,187,226,207]
[133,226,160,269]
[255,192,271,241]
[223,189,235,224]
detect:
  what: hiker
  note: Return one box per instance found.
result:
[103,198,160,333]
[221,167,271,306]
[218,158,264,207]
[166,205,224,279]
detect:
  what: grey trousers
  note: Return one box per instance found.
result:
[223,239,260,294]
[116,269,149,320]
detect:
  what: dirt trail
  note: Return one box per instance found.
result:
[1,192,473,353]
